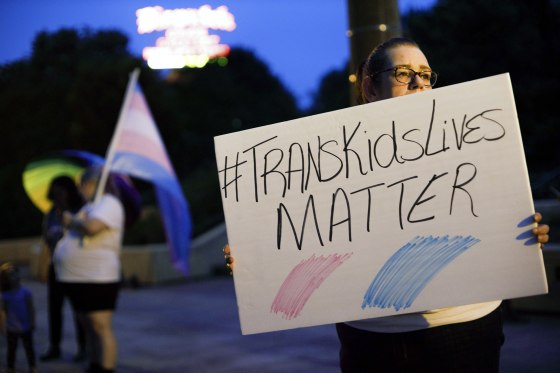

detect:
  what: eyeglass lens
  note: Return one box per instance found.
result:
[394,67,437,86]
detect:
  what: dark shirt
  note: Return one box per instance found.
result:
[1,287,34,333]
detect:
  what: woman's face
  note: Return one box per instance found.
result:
[364,45,433,102]
[79,180,97,202]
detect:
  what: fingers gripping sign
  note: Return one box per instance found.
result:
[223,244,234,275]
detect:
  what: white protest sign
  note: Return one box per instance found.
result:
[214,74,548,335]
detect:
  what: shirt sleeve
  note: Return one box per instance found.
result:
[89,194,125,230]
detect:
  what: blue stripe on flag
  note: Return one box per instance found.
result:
[110,151,192,274]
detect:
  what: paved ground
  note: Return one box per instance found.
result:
[2,275,560,373]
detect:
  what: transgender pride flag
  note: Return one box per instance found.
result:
[96,68,192,275]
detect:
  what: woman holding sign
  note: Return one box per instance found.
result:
[338,37,549,373]
[225,37,550,372]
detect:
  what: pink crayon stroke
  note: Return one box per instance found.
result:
[270,252,353,320]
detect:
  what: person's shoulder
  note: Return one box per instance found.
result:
[103,194,125,212]
[94,194,125,223]
[92,194,122,210]
[102,194,123,206]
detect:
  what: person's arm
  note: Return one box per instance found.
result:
[62,211,109,237]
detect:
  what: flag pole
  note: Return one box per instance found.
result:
[94,67,141,204]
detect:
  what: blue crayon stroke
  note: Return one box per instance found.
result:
[362,235,480,311]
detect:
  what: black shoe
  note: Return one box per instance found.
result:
[40,347,61,361]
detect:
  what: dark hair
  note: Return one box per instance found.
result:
[354,60,367,105]
[47,175,84,211]
[364,37,420,80]
[0,262,20,292]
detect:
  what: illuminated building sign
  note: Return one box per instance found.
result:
[136,5,236,69]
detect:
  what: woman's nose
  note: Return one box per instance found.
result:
[409,74,426,90]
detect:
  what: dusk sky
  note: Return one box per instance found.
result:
[2,0,436,108]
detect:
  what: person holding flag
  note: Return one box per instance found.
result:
[54,66,192,373]
[53,166,124,373]
[54,68,192,372]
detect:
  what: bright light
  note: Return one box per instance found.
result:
[136,5,235,69]
[136,5,236,34]
[185,55,210,68]
[147,54,186,70]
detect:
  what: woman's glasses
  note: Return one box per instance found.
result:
[371,66,438,87]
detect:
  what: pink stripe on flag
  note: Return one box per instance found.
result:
[129,88,150,113]
[270,253,353,320]
[115,129,174,174]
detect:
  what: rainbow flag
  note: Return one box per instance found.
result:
[99,69,192,275]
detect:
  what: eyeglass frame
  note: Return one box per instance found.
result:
[370,66,438,87]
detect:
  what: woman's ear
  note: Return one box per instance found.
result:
[362,75,377,103]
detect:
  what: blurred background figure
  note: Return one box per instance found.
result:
[54,166,126,373]
[0,262,39,373]
[40,175,86,362]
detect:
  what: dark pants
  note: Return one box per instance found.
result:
[336,306,504,373]
[47,264,86,351]
[6,331,36,370]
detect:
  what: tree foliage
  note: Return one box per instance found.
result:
[307,65,351,115]
[0,28,300,239]
[405,0,560,185]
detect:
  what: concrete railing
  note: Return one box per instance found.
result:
[120,223,229,284]
[0,237,42,264]
[7,223,229,286]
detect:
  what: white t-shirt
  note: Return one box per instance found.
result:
[345,300,501,333]
[54,194,124,283]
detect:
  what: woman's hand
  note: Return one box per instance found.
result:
[223,244,234,275]
[221,214,549,275]
[62,211,107,236]
[533,212,550,249]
